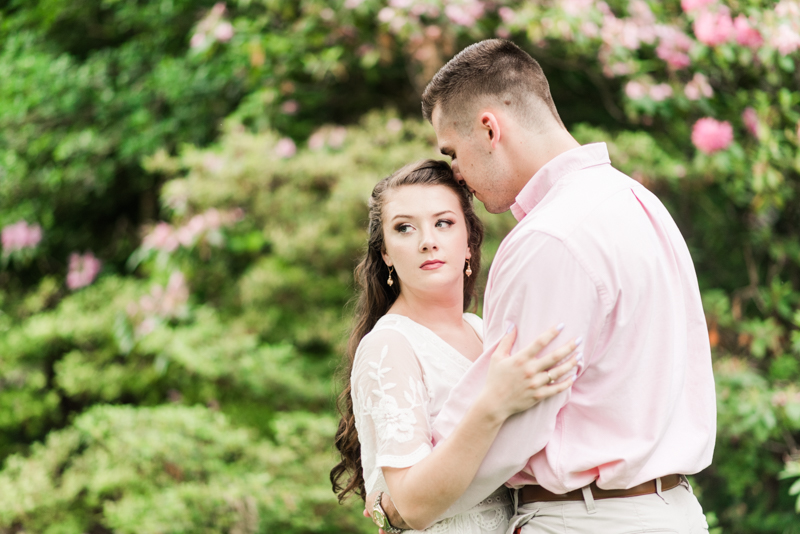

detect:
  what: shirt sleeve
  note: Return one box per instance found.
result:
[352,328,434,470]
[431,230,606,517]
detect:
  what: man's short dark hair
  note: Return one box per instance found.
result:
[421,39,565,132]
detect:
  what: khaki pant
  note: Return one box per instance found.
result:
[507,478,709,534]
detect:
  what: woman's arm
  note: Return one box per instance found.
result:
[376,325,579,530]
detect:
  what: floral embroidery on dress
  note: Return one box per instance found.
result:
[361,344,427,445]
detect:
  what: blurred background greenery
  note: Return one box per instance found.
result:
[1,0,800,532]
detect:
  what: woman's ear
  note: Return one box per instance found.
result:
[382,251,393,267]
[466,246,472,260]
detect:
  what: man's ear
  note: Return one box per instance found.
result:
[479,112,501,150]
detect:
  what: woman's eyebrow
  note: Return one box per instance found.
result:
[391,214,413,221]
[434,210,456,217]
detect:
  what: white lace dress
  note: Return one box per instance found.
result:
[351,313,512,534]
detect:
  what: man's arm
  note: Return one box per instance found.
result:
[430,231,606,517]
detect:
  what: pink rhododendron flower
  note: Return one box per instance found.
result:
[378,7,395,22]
[308,131,325,150]
[625,81,648,99]
[1,221,42,252]
[344,0,365,8]
[691,118,734,154]
[328,126,347,148]
[776,0,800,17]
[387,118,403,132]
[67,252,102,290]
[281,100,299,115]
[190,33,206,49]
[561,0,595,17]
[649,83,673,101]
[694,9,733,46]
[143,222,179,252]
[772,24,800,55]
[444,5,475,26]
[214,21,234,42]
[684,73,713,100]
[498,7,515,23]
[274,138,297,158]
[389,0,413,8]
[733,15,763,49]
[681,0,716,12]
[656,27,693,69]
[742,107,760,138]
[581,21,600,38]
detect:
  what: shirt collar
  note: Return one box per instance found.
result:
[510,142,611,222]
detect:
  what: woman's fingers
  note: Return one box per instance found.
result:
[491,323,518,359]
[527,337,581,373]
[532,373,576,397]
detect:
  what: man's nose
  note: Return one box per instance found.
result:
[452,160,465,185]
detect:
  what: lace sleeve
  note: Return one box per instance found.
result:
[352,328,433,469]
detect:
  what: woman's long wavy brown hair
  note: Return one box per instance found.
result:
[330,159,485,502]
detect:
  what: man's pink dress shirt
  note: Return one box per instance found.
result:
[432,143,716,517]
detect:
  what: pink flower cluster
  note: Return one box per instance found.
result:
[444,1,485,27]
[742,107,760,138]
[127,272,190,336]
[624,80,673,101]
[308,126,347,151]
[142,208,244,253]
[1,221,42,253]
[684,73,713,100]
[274,138,297,158]
[687,1,765,50]
[67,252,102,290]
[692,117,734,154]
[190,3,234,49]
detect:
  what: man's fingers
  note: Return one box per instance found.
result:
[492,323,518,359]
[516,324,565,360]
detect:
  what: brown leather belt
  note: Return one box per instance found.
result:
[518,474,683,504]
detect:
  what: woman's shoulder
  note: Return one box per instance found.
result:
[355,316,417,359]
[462,312,484,338]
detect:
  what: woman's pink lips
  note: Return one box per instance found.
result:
[420,260,445,270]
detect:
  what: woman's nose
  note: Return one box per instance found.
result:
[419,231,438,252]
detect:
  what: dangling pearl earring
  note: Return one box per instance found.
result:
[465,260,472,277]
[387,266,394,286]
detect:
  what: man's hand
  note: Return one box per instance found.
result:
[363,491,410,532]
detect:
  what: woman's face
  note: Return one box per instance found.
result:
[381,184,471,298]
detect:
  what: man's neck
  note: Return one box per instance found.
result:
[513,127,581,192]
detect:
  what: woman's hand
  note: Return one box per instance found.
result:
[479,324,581,423]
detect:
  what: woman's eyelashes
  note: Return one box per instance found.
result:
[395,219,455,233]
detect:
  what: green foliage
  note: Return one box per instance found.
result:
[0,404,366,533]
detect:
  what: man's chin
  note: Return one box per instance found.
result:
[475,195,511,215]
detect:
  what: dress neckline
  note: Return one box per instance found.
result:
[381,313,483,365]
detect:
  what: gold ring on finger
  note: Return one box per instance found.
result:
[546,370,555,384]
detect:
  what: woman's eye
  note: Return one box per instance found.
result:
[435,219,454,228]
[397,223,413,233]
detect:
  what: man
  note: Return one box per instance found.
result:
[370,39,716,533]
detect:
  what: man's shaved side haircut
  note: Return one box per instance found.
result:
[421,39,565,133]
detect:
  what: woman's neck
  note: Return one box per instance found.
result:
[387,286,465,330]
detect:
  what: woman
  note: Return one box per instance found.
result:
[331,160,580,533]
